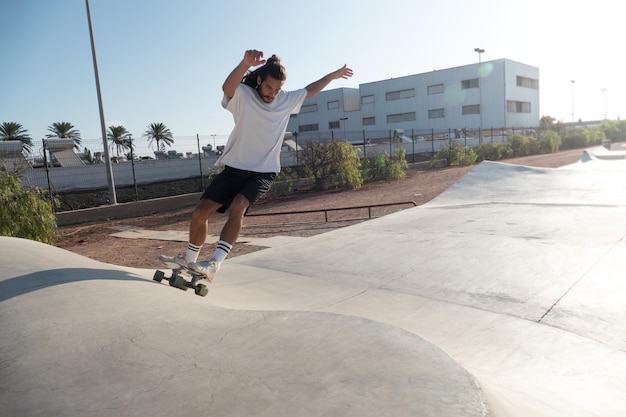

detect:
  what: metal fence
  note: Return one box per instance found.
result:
[10,126,538,212]
[292,125,540,161]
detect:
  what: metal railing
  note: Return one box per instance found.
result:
[247,201,417,224]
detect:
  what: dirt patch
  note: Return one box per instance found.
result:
[56,149,586,269]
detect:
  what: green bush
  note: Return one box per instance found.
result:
[475,142,513,162]
[507,134,539,157]
[362,148,408,182]
[272,167,296,196]
[561,128,606,150]
[561,128,588,149]
[298,141,363,191]
[537,130,561,154]
[431,143,477,167]
[0,171,58,244]
[616,120,626,143]
[587,128,606,146]
[597,120,622,142]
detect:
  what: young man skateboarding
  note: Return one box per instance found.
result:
[160,49,353,282]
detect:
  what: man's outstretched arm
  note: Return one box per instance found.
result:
[222,49,266,99]
[305,65,353,99]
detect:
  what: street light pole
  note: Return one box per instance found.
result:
[474,48,485,142]
[571,80,576,122]
[601,88,607,119]
[85,0,116,204]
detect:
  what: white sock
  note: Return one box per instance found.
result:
[185,242,202,263]
[211,240,233,263]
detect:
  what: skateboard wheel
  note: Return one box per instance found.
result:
[168,273,176,286]
[171,275,188,291]
[168,272,179,286]
[153,270,165,282]
[195,284,209,297]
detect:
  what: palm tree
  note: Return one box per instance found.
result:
[46,122,81,148]
[144,122,174,151]
[107,125,131,157]
[0,122,33,152]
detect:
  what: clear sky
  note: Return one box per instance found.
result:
[1,0,623,153]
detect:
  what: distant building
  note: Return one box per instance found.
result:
[287,59,539,141]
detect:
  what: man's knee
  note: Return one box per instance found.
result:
[192,199,220,221]
[230,194,250,215]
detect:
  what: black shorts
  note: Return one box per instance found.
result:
[201,166,276,213]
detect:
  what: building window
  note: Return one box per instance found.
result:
[386,88,415,101]
[427,84,444,95]
[361,95,374,104]
[507,101,531,113]
[461,78,479,89]
[462,104,480,115]
[516,76,539,89]
[428,108,445,119]
[300,104,318,113]
[362,117,375,126]
[327,100,340,110]
[329,120,340,129]
[387,112,416,123]
[299,123,319,132]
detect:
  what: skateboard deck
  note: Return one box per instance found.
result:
[153,267,209,297]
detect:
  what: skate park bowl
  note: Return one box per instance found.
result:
[2,146,626,416]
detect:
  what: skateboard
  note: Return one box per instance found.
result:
[153,268,209,297]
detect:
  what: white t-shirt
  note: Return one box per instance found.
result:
[218,83,307,173]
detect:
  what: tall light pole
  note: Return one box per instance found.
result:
[474,48,485,142]
[601,88,607,119]
[85,0,116,204]
[570,80,576,123]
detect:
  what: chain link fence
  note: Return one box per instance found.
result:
[9,126,538,212]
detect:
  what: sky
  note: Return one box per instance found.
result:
[1,0,623,157]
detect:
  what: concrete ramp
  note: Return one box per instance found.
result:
[0,237,488,417]
[212,148,626,416]
[393,129,413,143]
[581,146,626,162]
[3,147,626,416]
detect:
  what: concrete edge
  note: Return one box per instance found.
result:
[55,193,201,226]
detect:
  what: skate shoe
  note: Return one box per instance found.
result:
[158,254,190,270]
[188,258,220,283]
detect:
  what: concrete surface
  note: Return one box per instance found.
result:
[108,227,306,248]
[2,146,626,416]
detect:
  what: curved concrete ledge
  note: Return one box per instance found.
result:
[0,237,489,417]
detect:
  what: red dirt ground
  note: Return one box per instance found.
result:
[56,149,586,269]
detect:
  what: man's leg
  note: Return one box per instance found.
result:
[159,198,221,269]
[188,194,250,281]
[189,198,222,246]
[218,194,250,245]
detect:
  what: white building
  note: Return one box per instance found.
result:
[287,58,539,142]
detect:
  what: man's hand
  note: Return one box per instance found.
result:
[243,49,266,68]
[223,50,266,98]
[332,64,354,80]
[305,64,354,98]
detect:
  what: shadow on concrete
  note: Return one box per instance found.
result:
[0,267,148,302]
